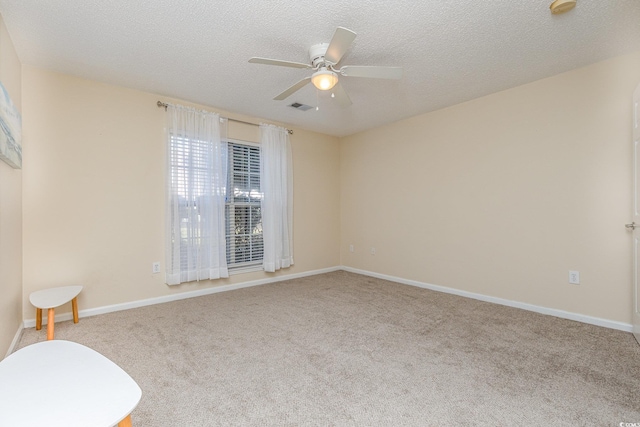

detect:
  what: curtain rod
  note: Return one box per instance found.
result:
[156,101,293,135]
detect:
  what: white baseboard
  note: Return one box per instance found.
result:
[23,266,342,328]
[341,266,633,333]
[5,323,24,358]
[22,264,632,334]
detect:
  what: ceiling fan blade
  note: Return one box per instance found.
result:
[331,82,352,107]
[340,66,403,79]
[249,57,311,69]
[324,27,357,65]
[274,77,312,100]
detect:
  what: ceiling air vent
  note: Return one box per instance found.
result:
[289,102,313,111]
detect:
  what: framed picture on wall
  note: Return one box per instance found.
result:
[0,80,21,169]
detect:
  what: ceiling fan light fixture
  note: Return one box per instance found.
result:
[311,68,338,91]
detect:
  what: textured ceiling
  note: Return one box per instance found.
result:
[1,0,639,137]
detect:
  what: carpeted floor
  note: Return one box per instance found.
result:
[17,271,640,426]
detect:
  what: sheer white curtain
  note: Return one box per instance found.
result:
[260,124,293,272]
[165,104,228,285]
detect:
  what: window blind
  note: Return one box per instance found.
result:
[225,142,263,267]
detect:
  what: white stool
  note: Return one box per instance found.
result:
[0,340,142,427]
[29,285,83,340]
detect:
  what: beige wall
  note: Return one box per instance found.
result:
[17,47,640,332]
[0,14,22,356]
[341,51,640,324]
[21,66,340,318]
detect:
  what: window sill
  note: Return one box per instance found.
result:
[228,264,263,276]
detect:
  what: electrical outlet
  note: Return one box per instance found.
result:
[569,270,580,285]
[370,247,376,255]
[349,244,354,252]
[152,262,161,274]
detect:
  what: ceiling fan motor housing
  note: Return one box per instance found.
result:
[309,43,329,68]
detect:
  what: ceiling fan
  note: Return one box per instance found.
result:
[248,27,402,107]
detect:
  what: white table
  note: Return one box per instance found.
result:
[29,285,83,340]
[0,340,142,427]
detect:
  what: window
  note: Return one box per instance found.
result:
[225,141,263,269]
[165,105,289,285]
[167,134,262,279]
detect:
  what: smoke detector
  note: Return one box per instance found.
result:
[550,0,576,14]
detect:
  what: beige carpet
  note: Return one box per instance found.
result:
[17,271,640,426]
